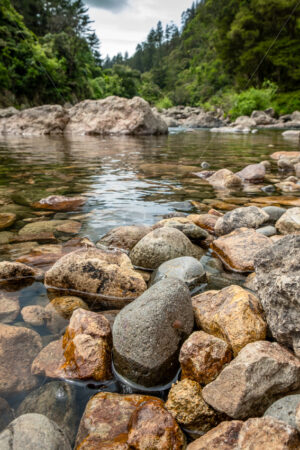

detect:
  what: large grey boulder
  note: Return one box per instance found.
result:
[17,381,77,443]
[214,206,269,236]
[113,278,194,387]
[130,227,202,269]
[0,413,71,449]
[151,256,205,289]
[254,235,300,355]
[65,96,168,135]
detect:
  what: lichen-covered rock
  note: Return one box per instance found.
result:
[130,227,202,270]
[0,324,42,396]
[65,97,168,135]
[113,279,193,386]
[32,195,86,211]
[275,207,300,234]
[151,257,206,290]
[166,379,226,436]
[207,169,242,190]
[16,381,77,443]
[179,331,232,384]
[211,227,271,272]
[0,413,71,449]
[254,236,300,356]
[97,225,151,251]
[127,398,185,449]
[0,261,37,281]
[214,206,269,236]
[45,248,147,306]
[202,341,300,419]
[187,420,243,449]
[47,296,89,319]
[192,286,266,356]
[236,163,266,183]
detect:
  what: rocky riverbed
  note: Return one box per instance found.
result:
[0,127,300,449]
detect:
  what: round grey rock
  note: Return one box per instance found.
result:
[150,256,206,289]
[113,278,194,387]
[214,206,269,236]
[0,413,71,449]
[264,395,300,429]
[256,226,277,237]
[262,206,286,223]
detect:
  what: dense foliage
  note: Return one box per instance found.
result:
[1,0,300,114]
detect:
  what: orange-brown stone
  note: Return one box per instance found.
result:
[32,195,86,211]
[188,214,219,233]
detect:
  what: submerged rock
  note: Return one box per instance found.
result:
[45,248,147,307]
[32,195,86,211]
[0,324,42,396]
[21,305,49,327]
[254,235,300,356]
[151,256,206,289]
[0,413,71,449]
[130,227,202,270]
[214,206,269,236]
[113,278,193,386]
[0,293,20,323]
[202,341,300,419]
[211,227,271,272]
[18,220,81,237]
[207,169,242,190]
[65,96,168,135]
[236,163,266,183]
[192,285,266,356]
[179,331,232,384]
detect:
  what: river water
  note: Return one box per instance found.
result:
[0,129,299,442]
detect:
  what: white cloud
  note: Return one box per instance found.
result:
[87,0,193,57]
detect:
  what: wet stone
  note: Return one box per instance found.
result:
[187,420,243,450]
[32,195,86,211]
[97,225,151,251]
[21,305,49,327]
[0,261,38,281]
[47,296,89,319]
[0,293,20,323]
[0,213,16,230]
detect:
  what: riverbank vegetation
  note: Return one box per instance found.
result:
[1,0,300,116]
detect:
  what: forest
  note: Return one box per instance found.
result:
[1,0,300,116]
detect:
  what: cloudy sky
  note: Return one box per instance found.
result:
[85,0,193,58]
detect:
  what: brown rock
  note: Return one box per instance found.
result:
[75,392,156,447]
[166,379,226,436]
[270,151,300,160]
[31,339,65,379]
[236,164,266,183]
[192,286,267,356]
[276,208,300,234]
[211,227,271,272]
[97,225,151,251]
[45,248,147,307]
[32,195,86,211]
[127,399,185,449]
[47,296,89,319]
[21,305,49,326]
[207,169,242,190]
[0,213,16,230]
[187,421,243,450]
[0,293,20,323]
[238,417,300,449]
[0,324,42,396]
[188,214,219,233]
[202,341,300,419]
[78,435,129,449]
[251,196,300,207]
[179,331,232,384]
[295,402,300,432]
[0,261,37,281]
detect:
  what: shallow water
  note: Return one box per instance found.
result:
[0,129,299,442]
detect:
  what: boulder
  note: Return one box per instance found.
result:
[186,420,243,450]
[127,398,185,449]
[0,413,71,449]
[254,236,300,355]
[179,331,232,384]
[251,110,276,125]
[211,227,271,272]
[232,116,257,128]
[202,341,300,419]
[97,225,151,251]
[16,381,77,443]
[45,248,147,307]
[236,164,266,183]
[237,417,300,449]
[0,324,42,396]
[76,393,151,446]
[130,227,202,270]
[264,395,300,430]
[65,97,168,135]
[151,257,206,289]
[0,213,16,230]
[32,195,85,211]
[0,398,14,432]
[166,379,226,436]
[207,169,242,190]
[0,261,37,281]
[192,286,266,356]
[214,206,269,236]
[113,278,194,386]
[0,105,69,135]
[275,207,300,234]
[0,293,20,323]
